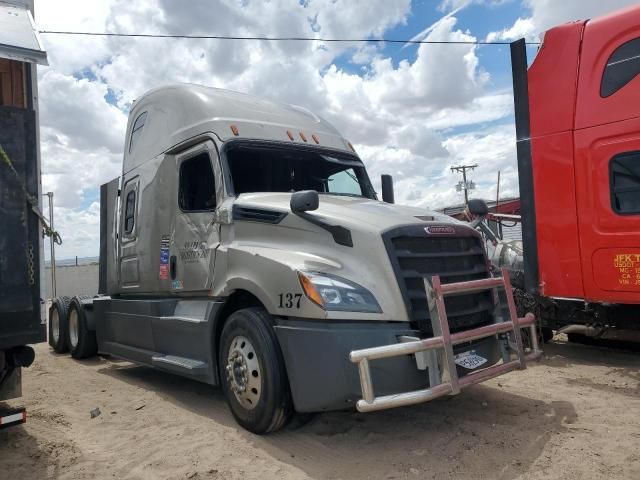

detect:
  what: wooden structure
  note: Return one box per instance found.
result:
[0,58,26,108]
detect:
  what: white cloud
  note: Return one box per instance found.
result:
[360,123,518,210]
[39,71,127,153]
[44,202,102,259]
[438,0,511,13]
[486,17,535,42]
[487,0,640,42]
[321,15,499,148]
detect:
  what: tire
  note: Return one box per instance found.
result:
[218,307,293,434]
[48,296,71,353]
[66,296,98,359]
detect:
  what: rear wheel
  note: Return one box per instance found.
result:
[49,296,71,353]
[67,296,98,359]
[218,307,293,434]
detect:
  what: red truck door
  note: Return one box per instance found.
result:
[573,6,640,304]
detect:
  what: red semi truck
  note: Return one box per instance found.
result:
[508,5,640,339]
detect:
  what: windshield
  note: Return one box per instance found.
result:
[226,143,377,199]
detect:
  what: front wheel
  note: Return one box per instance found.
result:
[218,307,293,434]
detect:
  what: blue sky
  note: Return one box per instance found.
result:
[34,0,640,258]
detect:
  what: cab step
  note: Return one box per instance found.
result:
[151,355,208,376]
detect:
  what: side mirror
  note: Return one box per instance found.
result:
[467,198,489,217]
[290,190,319,213]
[381,174,394,204]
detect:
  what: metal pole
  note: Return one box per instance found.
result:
[496,170,501,211]
[462,169,469,204]
[496,171,501,238]
[46,192,56,298]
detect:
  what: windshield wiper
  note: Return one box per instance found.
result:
[317,192,365,198]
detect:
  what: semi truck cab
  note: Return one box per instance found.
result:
[511,5,640,333]
[52,84,540,433]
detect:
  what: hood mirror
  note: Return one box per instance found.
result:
[467,199,489,217]
[290,190,319,213]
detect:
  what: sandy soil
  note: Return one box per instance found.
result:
[1,338,639,480]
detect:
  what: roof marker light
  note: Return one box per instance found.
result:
[230,125,239,136]
[299,132,307,142]
[312,134,320,144]
[287,130,295,141]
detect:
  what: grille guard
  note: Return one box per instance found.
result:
[349,268,542,413]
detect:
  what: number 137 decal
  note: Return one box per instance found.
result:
[278,293,302,309]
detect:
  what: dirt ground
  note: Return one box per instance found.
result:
[1,337,639,480]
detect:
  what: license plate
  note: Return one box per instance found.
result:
[454,350,487,370]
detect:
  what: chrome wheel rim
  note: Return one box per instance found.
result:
[51,309,60,343]
[226,335,261,410]
[69,309,79,348]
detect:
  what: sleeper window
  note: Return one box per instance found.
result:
[601,38,640,98]
[179,153,216,211]
[124,190,136,234]
[610,152,640,214]
[128,111,148,153]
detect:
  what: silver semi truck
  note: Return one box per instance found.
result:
[50,84,541,433]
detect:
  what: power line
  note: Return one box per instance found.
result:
[38,30,539,46]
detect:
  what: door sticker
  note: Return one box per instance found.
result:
[179,241,209,263]
[159,235,170,280]
[613,253,640,287]
[593,249,640,292]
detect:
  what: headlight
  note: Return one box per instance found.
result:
[297,271,382,313]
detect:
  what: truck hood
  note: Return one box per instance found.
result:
[233,192,465,232]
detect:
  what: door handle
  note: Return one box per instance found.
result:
[170,255,177,280]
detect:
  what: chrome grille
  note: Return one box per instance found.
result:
[384,226,493,335]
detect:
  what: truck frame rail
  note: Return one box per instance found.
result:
[349,269,542,413]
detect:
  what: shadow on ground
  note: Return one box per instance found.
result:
[97,359,576,480]
[0,415,74,479]
[542,337,640,370]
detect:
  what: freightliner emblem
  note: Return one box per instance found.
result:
[425,225,456,235]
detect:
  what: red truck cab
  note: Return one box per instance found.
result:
[510,6,640,332]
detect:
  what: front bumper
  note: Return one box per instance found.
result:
[350,271,542,412]
[274,319,502,413]
[275,269,542,414]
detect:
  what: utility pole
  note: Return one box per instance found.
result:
[451,164,478,204]
[44,192,56,298]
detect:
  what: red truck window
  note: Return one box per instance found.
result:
[610,151,640,214]
[601,38,640,98]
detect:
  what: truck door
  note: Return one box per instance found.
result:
[118,176,140,289]
[169,141,222,293]
[573,15,640,304]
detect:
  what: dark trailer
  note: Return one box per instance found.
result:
[0,0,48,429]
